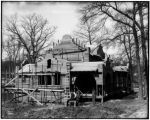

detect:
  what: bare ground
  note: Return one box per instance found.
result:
[1,93,148,119]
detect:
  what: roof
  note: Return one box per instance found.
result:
[113,66,128,72]
[53,35,86,54]
[71,62,105,72]
[53,44,86,54]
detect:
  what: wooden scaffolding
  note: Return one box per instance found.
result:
[3,57,72,106]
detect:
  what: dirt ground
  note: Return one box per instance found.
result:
[1,92,148,119]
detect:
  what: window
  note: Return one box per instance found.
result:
[24,75,31,78]
[46,75,52,85]
[38,75,52,85]
[20,75,30,83]
[22,76,26,83]
[47,59,51,68]
[54,73,60,85]
[38,76,45,85]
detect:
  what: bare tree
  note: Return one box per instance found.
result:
[112,18,138,91]
[3,35,21,62]
[80,2,148,100]
[2,34,21,76]
[5,14,56,63]
[119,32,135,91]
[74,15,106,46]
[137,2,148,99]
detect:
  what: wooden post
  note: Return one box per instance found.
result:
[62,48,63,59]
[96,85,98,97]
[8,66,11,83]
[116,72,118,88]
[28,65,30,102]
[102,85,104,103]
[101,65,104,103]
[76,38,77,44]
[92,89,96,105]
[82,52,84,62]
[6,70,7,84]
[66,62,70,85]
[53,42,54,48]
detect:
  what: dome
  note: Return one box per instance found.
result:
[61,34,72,44]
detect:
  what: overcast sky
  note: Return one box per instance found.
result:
[2,1,119,56]
[2,2,85,40]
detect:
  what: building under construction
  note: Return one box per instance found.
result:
[4,35,131,106]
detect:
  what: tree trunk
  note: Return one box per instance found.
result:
[132,2,143,100]
[128,33,134,91]
[139,4,148,99]
[132,24,143,100]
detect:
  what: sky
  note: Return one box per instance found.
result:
[2,2,84,40]
[2,1,119,57]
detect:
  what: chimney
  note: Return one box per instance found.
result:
[97,44,105,59]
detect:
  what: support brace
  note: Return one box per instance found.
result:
[5,76,18,87]
[22,88,43,106]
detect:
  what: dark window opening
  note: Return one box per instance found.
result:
[19,75,22,78]
[47,75,52,85]
[38,75,52,85]
[24,75,31,78]
[54,73,60,85]
[38,76,45,85]
[47,59,51,68]
[22,76,26,83]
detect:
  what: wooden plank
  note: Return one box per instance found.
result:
[101,65,104,103]
[5,87,64,92]
[21,88,43,106]
[23,87,39,102]
[38,89,64,92]
[92,89,96,105]
[5,76,18,87]
[95,74,103,85]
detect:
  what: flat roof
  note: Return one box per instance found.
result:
[71,62,104,72]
